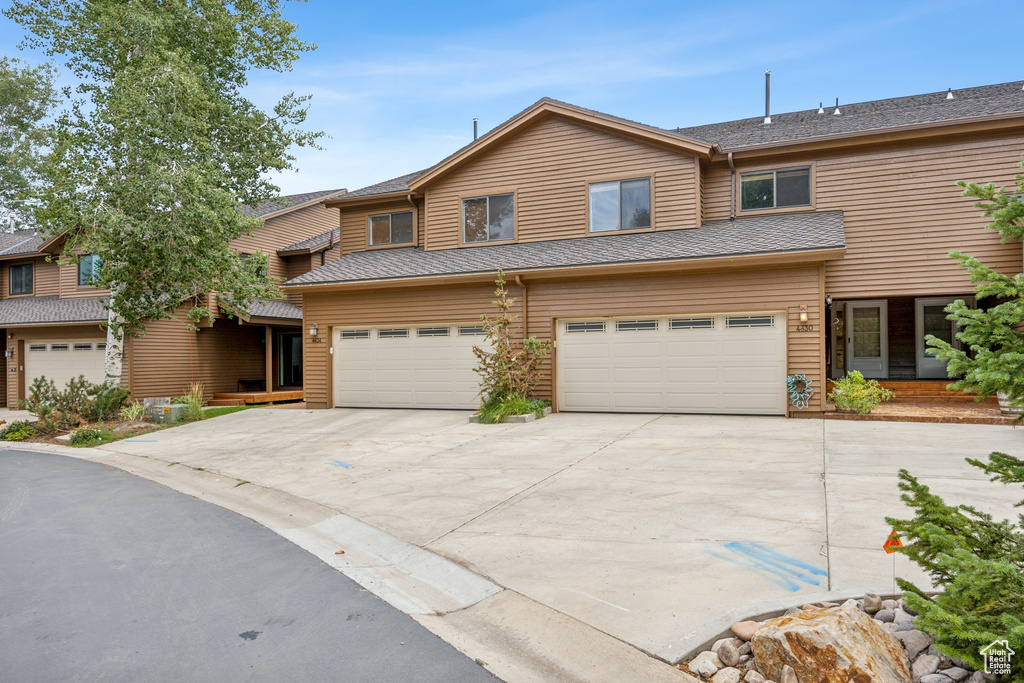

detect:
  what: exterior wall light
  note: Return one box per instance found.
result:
[308,323,318,337]
[799,305,809,323]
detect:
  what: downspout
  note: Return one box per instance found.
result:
[727,151,736,220]
[514,275,528,337]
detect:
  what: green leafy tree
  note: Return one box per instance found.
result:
[4,0,323,385]
[926,156,1024,415]
[0,56,58,229]
[887,454,1024,678]
[473,271,552,412]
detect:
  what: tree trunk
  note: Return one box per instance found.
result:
[104,290,124,387]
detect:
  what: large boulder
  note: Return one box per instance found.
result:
[751,604,911,683]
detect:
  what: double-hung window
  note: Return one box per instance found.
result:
[740,167,811,211]
[369,211,414,246]
[78,254,102,286]
[9,263,32,295]
[589,178,651,232]
[462,193,515,243]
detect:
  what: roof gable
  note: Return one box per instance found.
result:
[408,99,712,192]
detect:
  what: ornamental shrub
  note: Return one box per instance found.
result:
[69,426,116,447]
[887,453,1024,678]
[20,375,131,431]
[0,420,37,441]
[827,370,894,414]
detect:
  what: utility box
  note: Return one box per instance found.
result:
[152,404,187,424]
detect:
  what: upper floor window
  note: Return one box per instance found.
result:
[78,254,102,286]
[589,178,651,232]
[238,252,268,279]
[740,167,811,211]
[463,193,514,243]
[369,211,414,246]
[9,263,32,295]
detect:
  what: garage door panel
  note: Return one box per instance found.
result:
[334,325,483,409]
[26,340,106,390]
[557,313,786,415]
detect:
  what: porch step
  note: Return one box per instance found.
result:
[874,380,996,404]
[208,399,245,407]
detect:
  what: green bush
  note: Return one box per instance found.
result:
[175,382,206,422]
[0,420,37,441]
[69,425,116,447]
[20,375,132,430]
[476,395,549,424]
[887,453,1024,678]
[119,400,145,421]
[827,370,894,414]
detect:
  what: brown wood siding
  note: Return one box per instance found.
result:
[424,115,698,250]
[283,255,312,304]
[57,248,110,299]
[232,202,338,296]
[702,132,1024,298]
[129,305,265,399]
[300,265,822,412]
[5,324,109,408]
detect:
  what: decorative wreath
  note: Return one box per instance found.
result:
[786,374,813,409]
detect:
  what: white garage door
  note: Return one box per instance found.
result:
[333,324,487,409]
[557,313,787,415]
[25,340,107,390]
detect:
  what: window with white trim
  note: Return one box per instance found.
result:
[368,211,414,246]
[740,167,810,211]
[589,178,651,232]
[462,193,514,243]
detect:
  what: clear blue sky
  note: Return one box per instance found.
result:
[3,0,1020,196]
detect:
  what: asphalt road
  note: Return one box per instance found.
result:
[0,450,500,682]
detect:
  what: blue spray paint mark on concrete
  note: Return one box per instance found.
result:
[326,460,352,468]
[708,541,828,592]
[121,439,159,443]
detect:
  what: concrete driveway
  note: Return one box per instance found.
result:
[98,409,1024,666]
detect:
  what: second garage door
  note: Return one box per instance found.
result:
[557,313,787,415]
[333,324,487,409]
[25,340,107,390]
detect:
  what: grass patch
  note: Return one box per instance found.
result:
[203,403,270,419]
[477,395,549,424]
[234,480,250,488]
[69,426,118,447]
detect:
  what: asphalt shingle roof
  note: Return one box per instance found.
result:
[0,229,43,257]
[674,81,1024,150]
[285,211,845,287]
[241,299,303,321]
[340,171,427,199]
[279,228,340,254]
[238,188,348,218]
[0,295,107,326]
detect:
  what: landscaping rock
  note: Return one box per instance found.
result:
[882,599,897,610]
[738,642,752,656]
[780,665,798,683]
[801,603,821,611]
[920,675,953,683]
[783,607,803,616]
[876,609,896,623]
[896,629,933,660]
[966,672,986,683]
[731,621,760,642]
[942,668,969,682]
[712,668,742,683]
[863,593,883,615]
[893,610,915,631]
[719,640,740,667]
[841,598,860,610]
[912,654,940,679]
[691,650,722,677]
[751,604,911,683]
[744,672,765,683]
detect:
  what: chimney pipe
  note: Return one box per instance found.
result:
[473,117,478,141]
[763,70,771,124]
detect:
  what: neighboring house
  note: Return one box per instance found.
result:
[0,189,345,408]
[283,81,1024,418]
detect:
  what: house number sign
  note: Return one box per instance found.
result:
[795,324,814,332]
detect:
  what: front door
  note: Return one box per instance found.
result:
[916,297,961,379]
[279,333,302,387]
[846,301,887,378]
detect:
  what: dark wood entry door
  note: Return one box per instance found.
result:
[279,333,302,387]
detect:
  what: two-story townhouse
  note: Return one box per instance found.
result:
[0,188,345,408]
[285,82,1024,417]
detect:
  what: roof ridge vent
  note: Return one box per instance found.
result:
[946,87,954,100]
[818,101,824,114]
[833,97,841,116]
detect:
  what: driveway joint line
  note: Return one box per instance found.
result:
[822,417,832,591]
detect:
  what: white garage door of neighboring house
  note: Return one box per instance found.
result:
[333,324,487,409]
[556,313,787,415]
[25,340,107,391]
